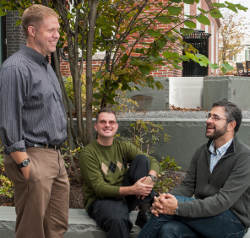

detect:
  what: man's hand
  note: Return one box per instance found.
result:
[132,177,154,198]
[151,193,178,216]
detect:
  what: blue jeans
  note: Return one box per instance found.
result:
[138,196,247,238]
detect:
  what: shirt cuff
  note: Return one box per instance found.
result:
[4,140,26,154]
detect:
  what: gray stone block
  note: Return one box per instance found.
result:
[1,206,249,237]
[0,206,140,238]
[203,76,250,111]
[126,77,169,111]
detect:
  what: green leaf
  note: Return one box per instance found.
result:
[147,29,162,37]
[220,62,234,73]
[184,20,196,29]
[0,8,6,16]
[155,81,164,90]
[168,6,182,16]
[135,48,145,54]
[169,0,182,3]
[198,8,207,14]
[212,3,226,8]
[235,4,248,11]
[138,65,152,75]
[180,28,194,35]
[196,14,210,25]
[210,63,219,70]
[209,8,223,18]
[183,0,195,4]
[121,54,129,63]
[95,71,102,79]
[156,16,173,24]
[225,2,238,13]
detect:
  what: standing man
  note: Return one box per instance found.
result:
[0,4,69,238]
[79,108,159,238]
[139,100,250,238]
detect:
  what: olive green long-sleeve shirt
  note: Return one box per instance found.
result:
[79,139,159,209]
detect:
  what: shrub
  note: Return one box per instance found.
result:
[0,149,14,199]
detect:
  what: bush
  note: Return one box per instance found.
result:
[0,149,14,199]
[128,120,181,193]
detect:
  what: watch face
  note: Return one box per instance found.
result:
[23,160,29,167]
[19,159,30,168]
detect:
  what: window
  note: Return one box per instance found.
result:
[245,47,250,61]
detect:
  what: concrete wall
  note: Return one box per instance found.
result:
[126,76,250,111]
[203,76,250,110]
[118,116,250,171]
[126,77,169,111]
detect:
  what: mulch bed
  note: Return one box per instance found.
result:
[0,156,84,208]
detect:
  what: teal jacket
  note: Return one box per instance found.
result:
[79,139,159,209]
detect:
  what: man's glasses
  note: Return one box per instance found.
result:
[206,113,227,121]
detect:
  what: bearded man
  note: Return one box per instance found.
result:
[138,99,250,238]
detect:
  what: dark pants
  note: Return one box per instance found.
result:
[138,196,247,238]
[88,154,154,238]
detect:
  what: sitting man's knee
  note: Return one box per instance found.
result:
[159,221,183,238]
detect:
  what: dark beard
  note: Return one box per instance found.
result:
[206,124,228,140]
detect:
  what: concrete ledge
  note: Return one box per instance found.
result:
[0,206,140,238]
[1,206,249,238]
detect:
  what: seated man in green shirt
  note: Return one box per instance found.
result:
[79,108,159,238]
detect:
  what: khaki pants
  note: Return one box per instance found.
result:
[4,147,70,238]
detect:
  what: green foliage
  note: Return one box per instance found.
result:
[154,156,181,194]
[129,120,169,155]
[0,147,14,199]
[0,175,14,198]
[64,75,87,113]
[127,120,181,193]
[1,0,248,144]
[61,146,82,184]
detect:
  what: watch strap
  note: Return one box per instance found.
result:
[17,158,30,169]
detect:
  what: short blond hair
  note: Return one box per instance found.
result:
[22,4,58,37]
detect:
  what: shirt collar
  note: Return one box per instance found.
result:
[208,138,233,156]
[20,45,48,67]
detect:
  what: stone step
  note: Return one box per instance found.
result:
[0,206,249,238]
[0,206,140,238]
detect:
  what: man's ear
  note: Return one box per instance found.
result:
[94,123,97,132]
[27,25,36,38]
[228,120,236,132]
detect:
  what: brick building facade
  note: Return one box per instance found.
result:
[0,0,220,77]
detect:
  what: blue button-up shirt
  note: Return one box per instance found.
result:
[209,139,233,173]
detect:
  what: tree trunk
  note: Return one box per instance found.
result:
[86,0,98,144]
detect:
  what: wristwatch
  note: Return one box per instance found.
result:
[148,174,157,183]
[17,158,30,169]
